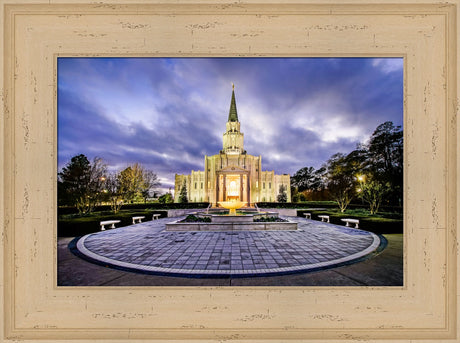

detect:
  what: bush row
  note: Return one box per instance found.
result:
[257,202,402,213]
[58,202,210,215]
[59,201,402,215]
[256,201,337,209]
[296,210,403,234]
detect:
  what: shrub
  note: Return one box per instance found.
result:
[254,217,288,222]
[158,193,174,204]
[179,215,211,223]
[256,201,338,209]
[58,202,210,215]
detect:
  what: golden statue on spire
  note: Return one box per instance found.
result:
[232,82,235,90]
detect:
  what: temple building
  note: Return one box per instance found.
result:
[174,86,291,206]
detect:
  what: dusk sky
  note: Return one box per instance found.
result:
[58,57,403,193]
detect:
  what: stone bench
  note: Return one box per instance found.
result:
[318,215,330,223]
[100,220,120,231]
[152,214,161,220]
[132,216,145,224]
[341,218,360,228]
[303,213,311,219]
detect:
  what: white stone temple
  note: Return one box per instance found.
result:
[175,85,291,206]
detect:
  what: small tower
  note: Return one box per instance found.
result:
[222,84,245,155]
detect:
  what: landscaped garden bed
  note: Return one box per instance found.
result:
[179,214,212,223]
[254,217,288,222]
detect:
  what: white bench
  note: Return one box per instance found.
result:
[100,220,120,231]
[152,214,161,220]
[132,216,145,224]
[318,215,330,223]
[341,218,360,228]
[303,213,311,219]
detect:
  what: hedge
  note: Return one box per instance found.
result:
[59,202,402,215]
[256,201,337,209]
[257,201,402,213]
[58,202,210,215]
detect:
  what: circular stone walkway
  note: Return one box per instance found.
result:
[72,216,382,277]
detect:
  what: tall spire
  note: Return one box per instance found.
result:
[228,83,238,122]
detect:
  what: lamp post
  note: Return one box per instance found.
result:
[357,175,365,205]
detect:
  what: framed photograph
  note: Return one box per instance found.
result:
[1,0,458,341]
[56,56,404,287]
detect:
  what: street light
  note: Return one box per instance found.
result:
[356,175,365,205]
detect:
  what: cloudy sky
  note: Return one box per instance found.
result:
[58,57,403,193]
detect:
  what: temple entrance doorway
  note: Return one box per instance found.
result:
[215,168,250,206]
[226,175,240,200]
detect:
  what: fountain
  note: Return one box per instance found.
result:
[166,178,297,231]
[217,196,246,216]
[167,200,297,231]
[217,179,246,215]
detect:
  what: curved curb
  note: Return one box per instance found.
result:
[70,231,383,278]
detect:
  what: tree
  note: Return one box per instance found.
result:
[327,177,354,213]
[58,154,107,214]
[291,166,324,192]
[158,192,174,204]
[58,154,91,209]
[358,177,391,214]
[291,187,301,203]
[87,157,107,206]
[277,184,287,203]
[367,122,403,175]
[118,163,159,203]
[140,170,160,203]
[179,180,188,203]
[103,172,124,213]
[290,166,327,201]
[290,121,402,208]
[118,165,142,203]
[365,121,403,205]
[325,153,357,212]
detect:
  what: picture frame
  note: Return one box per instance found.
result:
[1,1,458,341]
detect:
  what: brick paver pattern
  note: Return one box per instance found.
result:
[77,216,379,275]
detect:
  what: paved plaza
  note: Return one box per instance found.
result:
[64,216,393,283]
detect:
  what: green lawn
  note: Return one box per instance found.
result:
[58,204,403,237]
[297,208,403,234]
[58,209,167,237]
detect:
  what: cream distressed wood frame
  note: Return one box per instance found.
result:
[1,0,458,342]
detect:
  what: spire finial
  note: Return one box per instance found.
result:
[228,84,238,122]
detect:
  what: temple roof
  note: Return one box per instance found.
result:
[228,84,238,122]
